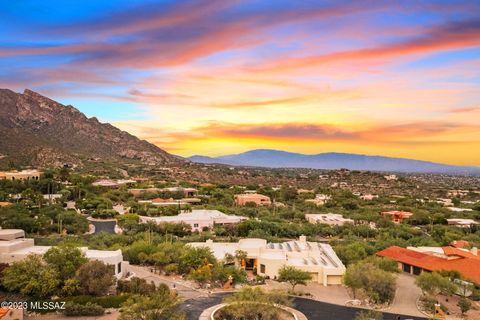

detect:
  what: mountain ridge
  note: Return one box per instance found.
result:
[0,88,179,167]
[188,149,480,174]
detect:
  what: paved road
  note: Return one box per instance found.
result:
[131,266,426,319]
[181,293,426,320]
[387,273,424,318]
[126,265,206,299]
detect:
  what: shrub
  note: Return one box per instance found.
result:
[66,295,130,308]
[419,296,436,313]
[91,209,117,219]
[354,310,383,320]
[458,298,472,315]
[75,260,115,296]
[344,262,396,304]
[63,302,104,316]
[164,263,178,275]
[117,277,156,295]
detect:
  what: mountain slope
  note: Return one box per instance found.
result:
[188,149,480,174]
[0,88,178,167]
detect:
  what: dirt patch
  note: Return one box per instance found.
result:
[436,295,480,319]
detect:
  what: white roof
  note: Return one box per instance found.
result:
[141,209,246,223]
[10,245,51,255]
[448,207,474,212]
[189,242,238,260]
[190,238,345,269]
[83,248,122,259]
[0,229,25,240]
[447,218,479,225]
[306,213,353,222]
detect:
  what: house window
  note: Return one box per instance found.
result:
[260,264,266,273]
[193,223,199,228]
[117,262,122,274]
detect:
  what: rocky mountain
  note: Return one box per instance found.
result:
[0,88,178,167]
[188,149,480,174]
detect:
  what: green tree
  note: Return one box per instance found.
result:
[75,260,115,296]
[223,253,235,265]
[457,297,471,315]
[277,265,311,291]
[2,255,60,298]
[117,277,156,295]
[415,272,456,297]
[178,246,216,274]
[119,284,185,320]
[344,262,396,304]
[188,265,213,286]
[150,242,184,272]
[355,310,383,320]
[213,264,247,285]
[43,245,87,282]
[58,167,71,181]
[234,249,248,265]
[361,256,399,273]
[344,264,363,299]
[61,278,80,296]
[335,242,369,265]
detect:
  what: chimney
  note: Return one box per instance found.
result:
[471,247,478,256]
[299,235,307,242]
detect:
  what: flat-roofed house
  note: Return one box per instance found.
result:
[160,187,198,197]
[92,179,136,187]
[0,229,127,279]
[447,218,479,228]
[189,236,346,286]
[305,194,331,206]
[0,170,42,181]
[139,209,246,232]
[305,213,354,226]
[447,207,473,212]
[234,193,271,206]
[360,194,378,201]
[151,198,187,206]
[128,187,198,198]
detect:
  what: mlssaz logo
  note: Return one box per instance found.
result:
[29,301,66,310]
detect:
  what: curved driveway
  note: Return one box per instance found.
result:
[181,293,426,320]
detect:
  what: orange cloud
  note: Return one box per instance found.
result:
[448,106,480,113]
[255,19,480,72]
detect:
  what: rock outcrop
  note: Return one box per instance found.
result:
[0,88,179,167]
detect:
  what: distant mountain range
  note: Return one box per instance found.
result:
[2,88,478,175]
[188,149,480,174]
[0,88,178,167]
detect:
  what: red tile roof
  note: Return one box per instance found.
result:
[0,309,8,319]
[377,246,480,284]
[382,211,414,218]
[451,240,469,249]
[441,246,480,259]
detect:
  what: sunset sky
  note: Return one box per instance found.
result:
[1,1,480,165]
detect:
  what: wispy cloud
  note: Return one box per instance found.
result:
[2,1,480,165]
[254,18,480,72]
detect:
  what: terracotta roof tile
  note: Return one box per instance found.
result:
[451,240,469,248]
[377,246,480,284]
